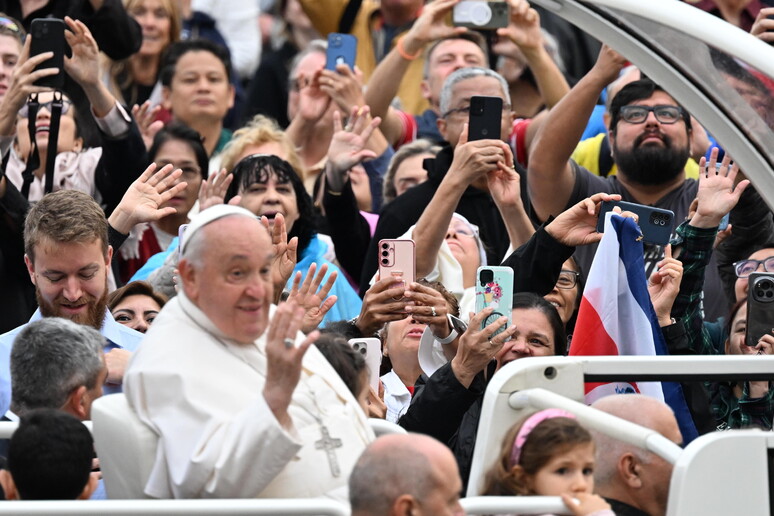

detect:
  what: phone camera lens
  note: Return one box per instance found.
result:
[381,251,389,257]
[381,259,388,265]
[382,243,389,250]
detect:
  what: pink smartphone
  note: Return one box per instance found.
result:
[378,239,415,289]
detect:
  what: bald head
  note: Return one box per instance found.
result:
[593,394,678,432]
[350,434,463,516]
[591,395,682,516]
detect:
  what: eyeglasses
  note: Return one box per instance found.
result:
[556,270,580,289]
[18,99,72,118]
[447,219,478,239]
[451,226,476,238]
[441,103,512,119]
[619,104,684,125]
[734,257,774,278]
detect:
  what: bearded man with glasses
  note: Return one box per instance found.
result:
[528,45,734,321]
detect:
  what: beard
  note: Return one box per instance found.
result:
[613,133,689,186]
[37,279,108,330]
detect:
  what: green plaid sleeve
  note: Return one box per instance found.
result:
[670,221,719,356]
[710,381,774,430]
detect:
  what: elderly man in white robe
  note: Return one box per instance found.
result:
[124,205,373,499]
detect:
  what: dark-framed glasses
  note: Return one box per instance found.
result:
[556,270,580,289]
[734,257,774,278]
[619,104,684,124]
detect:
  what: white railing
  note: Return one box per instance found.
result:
[462,496,573,515]
[0,499,350,515]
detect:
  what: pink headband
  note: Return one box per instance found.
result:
[509,409,577,467]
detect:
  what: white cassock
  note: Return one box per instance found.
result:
[124,291,374,499]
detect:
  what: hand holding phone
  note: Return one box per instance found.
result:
[378,239,416,290]
[30,18,66,89]
[326,33,357,72]
[475,266,514,337]
[596,200,674,246]
[349,338,383,393]
[746,272,774,348]
[468,96,503,141]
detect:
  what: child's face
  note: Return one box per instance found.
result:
[526,442,596,497]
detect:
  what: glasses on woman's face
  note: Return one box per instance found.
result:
[18,99,72,118]
[448,223,476,238]
[734,256,774,278]
[556,270,580,289]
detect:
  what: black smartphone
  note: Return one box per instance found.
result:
[325,33,357,72]
[30,18,66,89]
[596,200,674,246]
[746,272,774,347]
[468,96,502,141]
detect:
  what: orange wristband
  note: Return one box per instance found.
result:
[396,36,421,61]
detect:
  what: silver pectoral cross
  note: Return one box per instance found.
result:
[315,425,343,477]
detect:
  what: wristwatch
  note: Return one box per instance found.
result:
[433,314,467,344]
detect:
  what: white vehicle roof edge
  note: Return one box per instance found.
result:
[532,0,774,209]
[585,0,774,78]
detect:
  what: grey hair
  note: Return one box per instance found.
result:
[289,39,328,86]
[349,442,435,515]
[382,139,441,205]
[180,224,207,270]
[439,67,511,117]
[591,428,653,487]
[11,318,104,416]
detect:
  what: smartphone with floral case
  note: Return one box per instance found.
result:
[475,266,514,337]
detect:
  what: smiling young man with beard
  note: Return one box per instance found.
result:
[527,45,732,319]
[0,190,143,418]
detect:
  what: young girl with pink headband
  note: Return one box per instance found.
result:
[482,409,615,516]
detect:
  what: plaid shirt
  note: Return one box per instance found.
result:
[671,221,774,430]
[710,381,774,430]
[670,221,718,356]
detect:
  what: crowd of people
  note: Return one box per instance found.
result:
[0,0,772,513]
